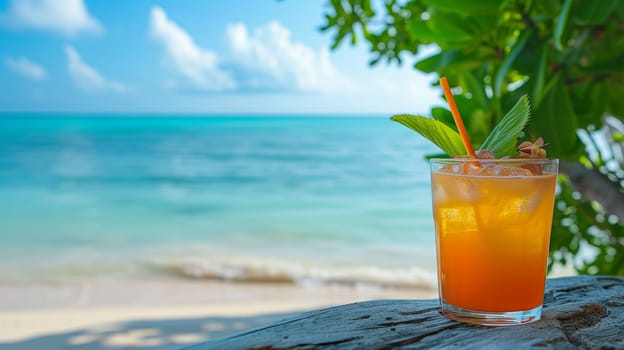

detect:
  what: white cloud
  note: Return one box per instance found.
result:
[0,0,102,36]
[149,6,235,91]
[5,56,47,80]
[225,21,353,93]
[147,7,351,94]
[64,45,128,93]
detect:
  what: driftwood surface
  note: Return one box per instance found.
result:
[186,276,624,349]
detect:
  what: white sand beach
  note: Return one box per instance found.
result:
[0,278,436,349]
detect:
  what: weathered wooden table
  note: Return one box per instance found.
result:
[186,276,624,349]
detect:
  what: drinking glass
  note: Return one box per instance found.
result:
[430,158,559,326]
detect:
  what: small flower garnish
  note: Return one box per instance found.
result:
[518,137,547,158]
[474,149,495,159]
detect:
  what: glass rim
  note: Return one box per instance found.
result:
[429,157,558,165]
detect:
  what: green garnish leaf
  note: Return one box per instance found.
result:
[391,114,466,156]
[479,95,531,158]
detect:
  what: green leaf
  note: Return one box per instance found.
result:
[618,0,624,19]
[431,107,456,130]
[608,84,624,117]
[479,94,531,158]
[532,43,549,108]
[527,74,583,160]
[573,0,619,24]
[536,0,561,18]
[409,20,444,43]
[391,114,467,156]
[409,18,473,48]
[460,71,488,109]
[421,0,501,14]
[553,0,573,51]
[572,82,609,129]
[494,30,531,98]
[427,10,474,43]
[414,50,481,74]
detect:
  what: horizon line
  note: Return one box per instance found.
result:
[0,111,401,118]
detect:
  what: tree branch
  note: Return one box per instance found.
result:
[559,161,624,221]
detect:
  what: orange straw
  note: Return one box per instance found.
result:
[440,77,475,157]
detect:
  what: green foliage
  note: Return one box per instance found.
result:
[479,94,531,158]
[390,115,466,156]
[522,73,584,160]
[321,0,624,150]
[553,0,572,51]
[392,95,531,157]
[321,0,624,276]
[550,177,624,275]
[573,0,620,24]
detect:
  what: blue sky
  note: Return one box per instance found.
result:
[0,0,441,114]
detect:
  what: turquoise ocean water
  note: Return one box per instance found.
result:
[0,115,439,289]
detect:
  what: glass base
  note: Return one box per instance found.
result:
[440,301,542,326]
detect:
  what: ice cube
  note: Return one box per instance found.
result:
[439,164,460,174]
[521,164,544,175]
[438,206,478,234]
[462,162,483,175]
[439,162,483,175]
[479,165,533,177]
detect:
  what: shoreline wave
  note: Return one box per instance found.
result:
[149,259,437,290]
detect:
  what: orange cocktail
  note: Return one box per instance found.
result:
[430,158,558,326]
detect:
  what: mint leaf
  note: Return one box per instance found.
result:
[479,95,531,158]
[391,114,467,156]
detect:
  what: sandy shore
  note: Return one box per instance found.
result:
[0,278,436,349]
